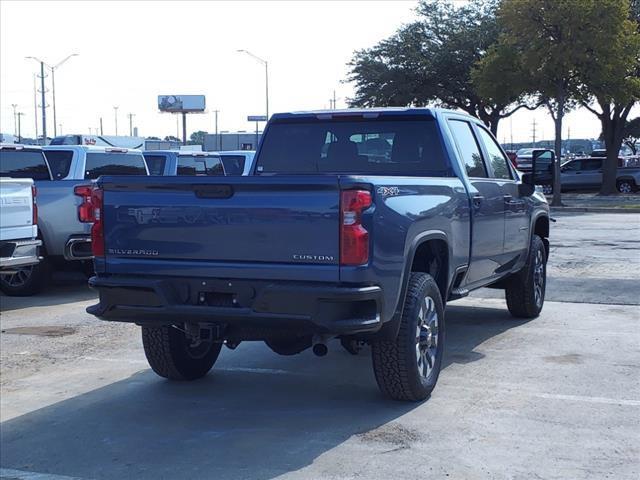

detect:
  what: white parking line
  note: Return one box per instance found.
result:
[534,392,640,406]
[0,468,88,480]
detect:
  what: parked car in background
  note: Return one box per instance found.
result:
[85,108,550,402]
[0,176,42,291]
[505,150,518,168]
[0,144,148,295]
[539,157,640,193]
[142,150,242,176]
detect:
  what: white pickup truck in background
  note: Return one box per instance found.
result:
[0,177,42,291]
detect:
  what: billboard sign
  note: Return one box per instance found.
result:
[158,95,206,113]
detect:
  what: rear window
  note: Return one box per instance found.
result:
[176,155,224,176]
[220,155,246,175]
[50,135,81,145]
[84,152,147,179]
[256,118,451,175]
[0,150,51,180]
[43,150,73,179]
[143,154,167,176]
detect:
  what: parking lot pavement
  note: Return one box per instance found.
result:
[1,212,639,480]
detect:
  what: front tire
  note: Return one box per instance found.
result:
[505,235,547,318]
[371,273,445,402]
[142,325,222,380]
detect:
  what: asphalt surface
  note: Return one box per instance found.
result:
[1,212,639,480]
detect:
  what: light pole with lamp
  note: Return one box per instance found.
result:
[237,49,269,119]
[25,54,79,138]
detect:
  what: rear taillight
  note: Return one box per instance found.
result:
[91,188,104,257]
[31,185,38,226]
[75,185,95,222]
[74,185,104,256]
[340,190,371,266]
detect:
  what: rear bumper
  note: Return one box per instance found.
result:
[87,275,384,335]
[0,239,42,273]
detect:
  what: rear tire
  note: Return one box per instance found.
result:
[505,235,547,318]
[371,273,445,402]
[617,179,636,194]
[0,257,50,296]
[141,325,222,380]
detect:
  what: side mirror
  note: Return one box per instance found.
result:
[521,149,555,195]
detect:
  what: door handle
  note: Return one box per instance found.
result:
[472,195,484,209]
[503,194,513,202]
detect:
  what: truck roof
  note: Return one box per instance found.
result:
[270,107,470,121]
[43,145,143,154]
[0,143,43,151]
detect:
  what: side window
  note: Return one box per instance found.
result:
[582,159,603,171]
[564,160,582,172]
[448,120,487,178]
[43,150,73,179]
[476,127,512,180]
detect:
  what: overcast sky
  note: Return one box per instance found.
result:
[0,1,628,145]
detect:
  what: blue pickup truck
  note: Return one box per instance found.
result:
[85,108,550,401]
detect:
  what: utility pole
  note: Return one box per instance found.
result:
[176,115,180,139]
[33,74,38,143]
[59,123,62,135]
[510,116,514,151]
[11,104,18,136]
[100,117,104,135]
[128,113,135,136]
[182,112,187,145]
[531,119,537,147]
[113,106,119,135]
[567,126,571,153]
[213,109,220,150]
[40,62,47,144]
[26,54,78,137]
[17,112,24,142]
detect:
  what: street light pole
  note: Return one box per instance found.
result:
[25,54,78,138]
[40,62,47,144]
[114,106,119,135]
[237,49,269,119]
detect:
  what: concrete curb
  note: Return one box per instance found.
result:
[550,206,640,213]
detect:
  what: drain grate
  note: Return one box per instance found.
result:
[1,326,77,337]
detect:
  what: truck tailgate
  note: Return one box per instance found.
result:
[99,175,340,275]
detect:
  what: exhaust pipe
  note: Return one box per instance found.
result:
[312,343,328,357]
[312,335,329,357]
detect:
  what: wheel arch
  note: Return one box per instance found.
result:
[376,231,450,341]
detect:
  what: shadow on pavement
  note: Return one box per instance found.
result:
[0,271,96,312]
[0,303,525,480]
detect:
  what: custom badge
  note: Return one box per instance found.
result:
[377,186,400,197]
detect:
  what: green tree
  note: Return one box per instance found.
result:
[577,0,640,194]
[346,0,531,135]
[164,135,180,142]
[476,0,625,205]
[189,130,208,145]
[622,117,640,154]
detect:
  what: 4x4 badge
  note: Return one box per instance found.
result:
[377,186,400,197]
